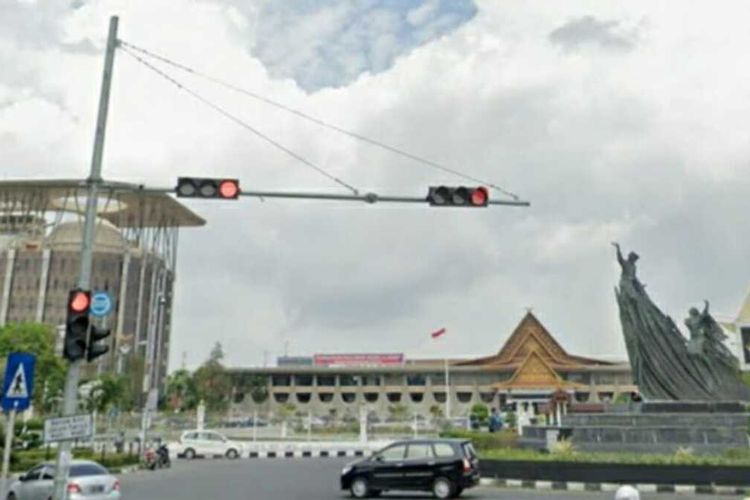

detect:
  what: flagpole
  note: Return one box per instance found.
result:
[444,358,451,421]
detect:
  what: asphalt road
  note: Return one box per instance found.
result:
[120,458,744,500]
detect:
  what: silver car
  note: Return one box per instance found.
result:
[7,460,121,500]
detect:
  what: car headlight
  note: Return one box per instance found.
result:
[341,466,352,475]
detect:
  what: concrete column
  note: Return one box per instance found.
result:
[0,248,16,326]
[35,249,51,322]
[115,253,131,345]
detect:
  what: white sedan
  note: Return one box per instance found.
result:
[7,460,120,500]
[177,430,244,459]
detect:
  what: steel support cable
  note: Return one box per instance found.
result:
[119,46,360,195]
[118,40,521,201]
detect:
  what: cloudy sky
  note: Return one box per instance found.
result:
[2,0,749,369]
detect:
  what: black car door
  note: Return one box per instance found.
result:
[402,443,436,489]
[370,444,407,490]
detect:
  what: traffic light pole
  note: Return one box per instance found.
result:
[132,186,531,206]
[53,16,118,500]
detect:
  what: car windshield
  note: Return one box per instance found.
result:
[69,463,108,477]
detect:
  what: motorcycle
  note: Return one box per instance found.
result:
[144,442,171,470]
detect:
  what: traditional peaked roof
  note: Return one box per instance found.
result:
[737,288,750,325]
[492,350,582,390]
[457,312,613,368]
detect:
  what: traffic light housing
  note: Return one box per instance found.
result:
[427,186,489,207]
[175,177,240,199]
[64,289,91,362]
[87,325,111,362]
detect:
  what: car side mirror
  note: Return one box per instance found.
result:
[18,474,28,482]
[373,455,383,462]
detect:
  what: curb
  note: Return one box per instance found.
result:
[479,478,749,496]
[247,449,366,459]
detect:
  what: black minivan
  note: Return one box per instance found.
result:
[340,439,480,498]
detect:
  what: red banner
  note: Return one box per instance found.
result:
[313,353,404,366]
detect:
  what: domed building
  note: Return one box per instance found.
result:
[0,180,205,398]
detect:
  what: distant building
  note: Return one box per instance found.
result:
[720,289,750,371]
[0,180,204,400]
[229,312,637,421]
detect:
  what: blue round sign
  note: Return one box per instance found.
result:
[90,291,113,317]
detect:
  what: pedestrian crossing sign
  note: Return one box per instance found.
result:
[1,352,36,411]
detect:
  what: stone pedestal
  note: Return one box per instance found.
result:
[560,402,749,454]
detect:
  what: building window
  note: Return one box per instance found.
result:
[409,393,424,403]
[456,392,473,403]
[339,374,358,386]
[361,375,381,386]
[480,392,495,404]
[319,393,334,403]
[294,374,313,386]
[271,375,291,387]
[406,374,426,386]
[364,393,379,403]
[341,393,356,403]
[296,393,311,404]
[430,373,446,385]
[317,375,336,387]
[273,393,289,403]
[433,392,446,403]
[386,392,402,403]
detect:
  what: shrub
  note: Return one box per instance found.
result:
[439,429,518,451]
[550,438,575,456]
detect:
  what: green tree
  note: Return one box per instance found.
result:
[85,374,127,413]
[166,369,199,411]
[193,344,231,412]
[0,323,66,413]
[470,403,489,426]
[231,372,268,404]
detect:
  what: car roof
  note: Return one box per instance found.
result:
[40,459,106,467]
[386,438,469,445]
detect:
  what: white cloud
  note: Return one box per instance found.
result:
[1,0,750,370]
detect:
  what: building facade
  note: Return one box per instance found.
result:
[0,218,173,389]
[0,180,205,401]
[228,313,637,420]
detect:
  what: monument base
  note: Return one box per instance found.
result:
[558,402,749,455]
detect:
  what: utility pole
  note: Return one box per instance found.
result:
[53,16,118,500]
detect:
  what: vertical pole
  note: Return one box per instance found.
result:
[252,410,257,442]
[444,358,451,422]
[306,410,312,443]
[0,407,17,500]
[53,15,119,500]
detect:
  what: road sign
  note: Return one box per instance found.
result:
[90,291,113,317]
[44,414,93,443]
[1,352,36,411]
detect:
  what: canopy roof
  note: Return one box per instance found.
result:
[0,179,205,228]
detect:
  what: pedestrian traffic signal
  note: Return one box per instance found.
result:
[86,325,111,362]
[64,289,91,361]
[427,186,489,207]
[175,177,240,199]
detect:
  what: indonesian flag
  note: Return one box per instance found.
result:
[431,328,446,339]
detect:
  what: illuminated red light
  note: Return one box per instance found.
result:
[219,180,239,199]
[69,291,90,313]
[470,187,488,206]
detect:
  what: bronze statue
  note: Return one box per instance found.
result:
[613,243,750,401]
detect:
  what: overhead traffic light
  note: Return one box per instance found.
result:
[175,177,240,199]
[427,186,489,207]
[86,325,111,362]
[64,289,91,362]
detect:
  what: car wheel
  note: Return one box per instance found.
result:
[432,477,454,499]
[184,448,196,460]
[7,493,16,500]
[350,477,370,498]
[226,448,239,459]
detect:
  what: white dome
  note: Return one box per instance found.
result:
[46,220,125,253]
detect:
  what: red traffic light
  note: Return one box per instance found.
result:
[219,179,240,199]
[68,290,91,313]
[470,187,488,206]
